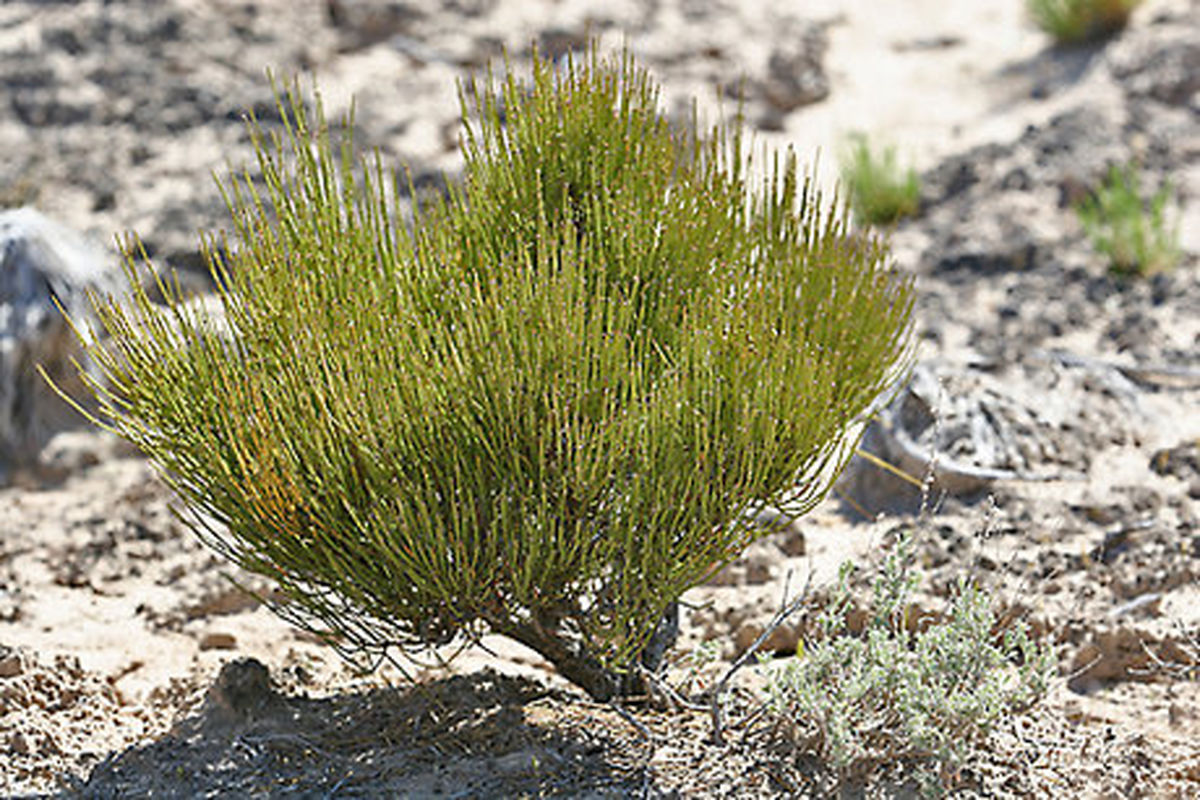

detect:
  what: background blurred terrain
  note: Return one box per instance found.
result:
[1,0,1197,795]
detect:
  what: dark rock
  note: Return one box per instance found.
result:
[1149,272,1173,306]
[207,658,275,722]
[327,0,423,50]
[1103,309,1158,356]
[921,143,1006,203]
[760,27,830,112]
[1001,166,1033,191]
[1150,440,1200,480]
[755,109,786,132]
[1024,108,1131,207]
[935,235,1040,275]
[537,27,590,62]
[1108,22,1200,107]
[397,167,454,202]
[777,525,806,557]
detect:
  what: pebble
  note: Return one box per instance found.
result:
[0,649,23,678]
[199,632,237,651]
[10,730,31,755]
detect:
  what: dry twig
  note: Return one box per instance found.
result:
[709,569,812,745]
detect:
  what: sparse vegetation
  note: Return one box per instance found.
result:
[841,134,921,226]
[1026,0,1143,45]
[1077,163,1180,277]
[58,50,913,701]
[762,530,1055,786]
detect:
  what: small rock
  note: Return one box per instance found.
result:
[0,648,22,678]
[733,622,762,654]
[1150,440,1200,480]
[0,683,27,713]
[537,28,589,62]
[1108,486,1162,517]
[706,562,741,587]
[734,619,800,656]
[9,731,32,755]
[326,0,422,50]
[751,507,806,556]
[208,657,274,720]
[199,632,238,651]
[777,525,806,557]
[760,27,830,112]
[185,586,261,619]
[706,542,776,587]
[743,551,775,585]
[1074,502,1122,526]
[39,732,61,755]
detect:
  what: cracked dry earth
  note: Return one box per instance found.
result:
[2,0,1200,797]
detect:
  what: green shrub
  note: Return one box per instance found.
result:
[1027,0,1142,45]
[840,134,920,227]
[1077,163,1180,277]
[60,50,913,700]
[762,531,1054,782]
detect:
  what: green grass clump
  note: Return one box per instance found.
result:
[763,531,1054,784]
[840,135,921,227]
[1027,0,1143,45]
[59,49,913,701]
[1077,163,1180,277]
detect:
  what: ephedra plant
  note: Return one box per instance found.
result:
[1077,162,1180,277]
[1027,0,1143,45]
[59,50,913,701]
[840,134,921,227]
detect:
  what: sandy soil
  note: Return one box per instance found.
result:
[1,0,1198,796]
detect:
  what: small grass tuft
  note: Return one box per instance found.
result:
[840,134,920,227]
[1076,163,1180,277]
[1027,0,1143,45]
[762,530,1055,787]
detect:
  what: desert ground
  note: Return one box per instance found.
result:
[1,0,1198,796]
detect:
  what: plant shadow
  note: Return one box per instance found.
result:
[65,664,643,798]
[991,39,1109,105]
